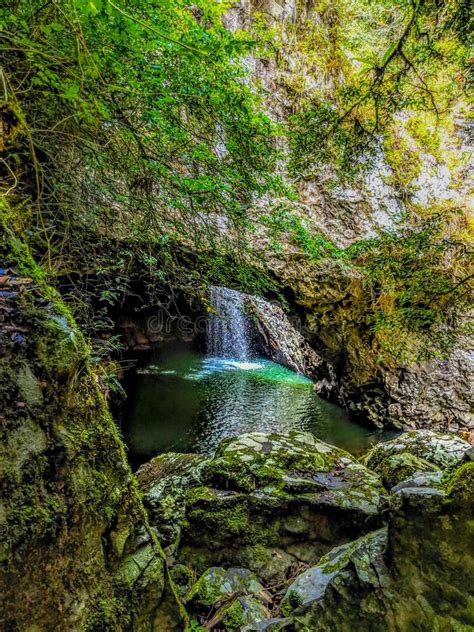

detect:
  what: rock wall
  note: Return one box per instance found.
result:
[244,294,325,379]
[219,0,474,433]
[284,266,473,432]
[0,229,169,631]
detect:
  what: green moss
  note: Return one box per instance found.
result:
[222,599,246,631]
[371,452,439,489]
[170,564,195,597]
[445,462,474,501]
[187,499,251,539]
[81,597,129,632]
[0,224,168,630]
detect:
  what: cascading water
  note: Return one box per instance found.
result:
[208,286,250,360]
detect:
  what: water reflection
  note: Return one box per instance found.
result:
[123,343,396,467]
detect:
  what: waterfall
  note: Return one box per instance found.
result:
[208,286,250,359]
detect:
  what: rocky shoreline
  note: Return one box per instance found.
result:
[135,429,473,630]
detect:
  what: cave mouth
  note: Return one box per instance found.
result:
[117,285,397,470]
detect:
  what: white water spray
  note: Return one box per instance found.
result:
[208,286,251,360]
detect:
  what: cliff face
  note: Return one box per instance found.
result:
[0,229,167,631]
[218,0,474,432]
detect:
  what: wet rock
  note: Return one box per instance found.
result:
[390,470,443,493]
[363,430,471,488]
[185,567,272,629]
[137,452,207,551]
[209,595,271,631]
[282,529,389,625]
[140,432,384,582]
[366,451,440,490]
[186,567,270,609]
[279,462,474,631]
[245,294,324,378]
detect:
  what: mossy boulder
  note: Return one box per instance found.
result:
[368,451,440,489]
[186,567,270,609]
[388,463,474,612]
[185,567,271,629]
[211,596,271,631]
[280,461,474,631]
[183,432,384,559]
[140,432,385,582]
[363,430,471,489]
[282,528,390,630]
[137,452,207,552]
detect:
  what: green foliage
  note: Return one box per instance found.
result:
[287,0,471,180]
[262,203,344,261]
[1,0,471,367]
[0,0,282,286]
[347,209,473,362]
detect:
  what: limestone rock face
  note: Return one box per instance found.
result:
[363,430,472,488]
[244,294,324,379]
[379,347,474,432]
[139,432,384,582]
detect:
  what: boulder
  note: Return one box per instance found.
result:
[185,567,272,630]
[282,528,390,630]
[139,432,385,581]
[136,452,207,551]
[279,462,474,631]
[208,596,271,631]
[185,567,270,609]
[363,430,471,488]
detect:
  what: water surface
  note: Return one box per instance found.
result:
[123,342,396,467]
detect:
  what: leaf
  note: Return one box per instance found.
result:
[60,83,80,101]
[381,42,398,66]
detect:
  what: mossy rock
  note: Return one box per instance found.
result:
[170,564,195,597]
[137,452,207,551]
[186,566,270,609]
[279,460,474,630]
[281,528,389,628]
[0,231,166,630]
[182,432,384,553]
[363,431,471,484]
[140,432,385,584]
[368,451,440,489]
[387,461,474,630]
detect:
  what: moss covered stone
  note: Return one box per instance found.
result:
[369,451,440,489]
[184,567,271,630]
[0,230,167,631]
[140,432,385,583]
[282,528,389,628]
[363,430,471,484]
[282,460,473,631]
[185,567,269,609]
